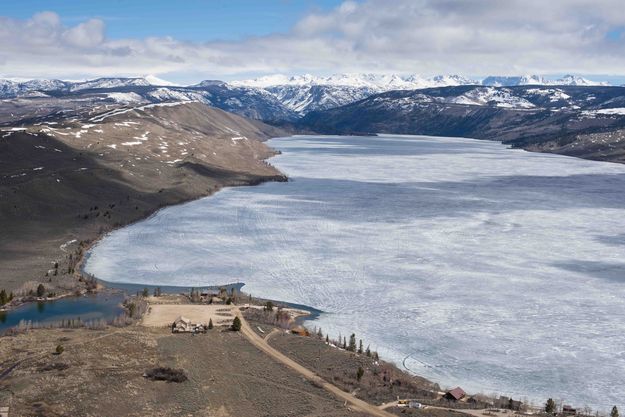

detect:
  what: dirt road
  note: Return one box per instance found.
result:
[233,307,395,417]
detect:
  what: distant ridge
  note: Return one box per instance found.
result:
[0,73,616,118]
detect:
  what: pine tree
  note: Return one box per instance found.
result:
[366,345,371,357]
[356,366,364,381]
[325,334,329,343]
[127,303,136,318]
[208,318,214,329]
[358,339,364,354]
[36,284,46,298]
[142,287,149,297]
[342,336,347,349]
[232,316,242,331]
[545,399,556,414]
[0,289,7,306]
[348,333,357,351]
[611,406,619,417]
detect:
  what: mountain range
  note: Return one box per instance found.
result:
[3,71,625,289]
[0,73,613,117]
[298,85,625,163]
[2,72,625,163]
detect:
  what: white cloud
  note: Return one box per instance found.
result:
[62,19,105,48]
[0,2,624,82]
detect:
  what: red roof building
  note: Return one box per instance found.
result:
[443,387,466,401]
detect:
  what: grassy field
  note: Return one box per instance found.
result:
[0,325,370,416]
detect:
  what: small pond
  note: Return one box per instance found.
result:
[0,292,125,333]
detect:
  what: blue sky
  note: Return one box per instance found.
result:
[0,0,623,83]
[1,0,344,42]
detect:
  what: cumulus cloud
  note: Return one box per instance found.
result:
[0,1,624,82]
[62,19,105,48]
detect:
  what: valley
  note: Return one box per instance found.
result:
[3,74,625,164]
[2,2,625,416]
[2,74,625,416]
[298,85,625,163]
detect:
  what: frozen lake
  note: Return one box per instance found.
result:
[85,135,625,410]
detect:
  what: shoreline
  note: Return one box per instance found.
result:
[56,135,544,411]
[1,146,288,314]
[3,134,615,414]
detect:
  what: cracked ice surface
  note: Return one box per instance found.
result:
[85,135,625,410]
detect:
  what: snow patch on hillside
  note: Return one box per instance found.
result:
[451,87,536,108]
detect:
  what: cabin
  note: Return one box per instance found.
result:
[563,405,577,416]
[0,407,9,417]
[172,316,207,333]
[509,400,523,411]
[443,387,466,401]
[172,316,194,333]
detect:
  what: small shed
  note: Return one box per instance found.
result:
[408,401,423,409]
[443,387,466,401]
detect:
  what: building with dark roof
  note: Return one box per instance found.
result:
[443,387,466,401]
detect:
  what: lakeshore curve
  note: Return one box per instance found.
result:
[233,306,395,417]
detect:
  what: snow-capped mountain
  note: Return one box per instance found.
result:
[230,73,481,114]
[482,74,609,87]
[192,80,226,87]
[143,75,179,87]
[230,73,479,90]
[482,75,548,86]
[264,84,374,114]
[0,78,69,97]
[451,87,536,108]
[146,87,210,103]
[20,79,69,91]
[229,72,614,114]
[0,75,179,95]
[428,74,478,87]
[0,73,616,121]
[0,79,21,97]
[69,77,154,92]
[298,84,625,160]
[554,74,609,86]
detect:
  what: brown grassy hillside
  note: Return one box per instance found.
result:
[0,102,286,292]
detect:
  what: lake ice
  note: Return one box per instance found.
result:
[85,135,625,410]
